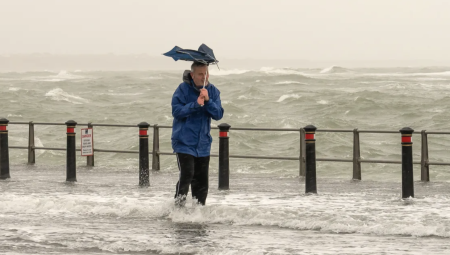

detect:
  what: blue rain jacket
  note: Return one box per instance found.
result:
[171,70,224,157]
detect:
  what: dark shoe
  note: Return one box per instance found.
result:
[174,196,186,208]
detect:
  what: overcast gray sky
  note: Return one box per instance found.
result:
[1,0,450,62]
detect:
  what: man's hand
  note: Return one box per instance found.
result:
[197,95,204,106]
[200,88,209,101]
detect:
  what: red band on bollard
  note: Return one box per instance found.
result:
[139,130,147,136]
[67,127,74,133]
[402,136,412,143]
[0,126,6,131]
[219,131,228,137]
[305,133,315,140]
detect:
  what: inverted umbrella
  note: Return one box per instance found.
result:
[163,43,219,66]
[163,44,220,88]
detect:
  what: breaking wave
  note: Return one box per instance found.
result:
[277,94,301,102]
[209,69,250,76]
[275,81,306,85]
[45,88,89,104]
[260,67,306,75]
[320,65,353,74]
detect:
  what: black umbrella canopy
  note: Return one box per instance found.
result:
[163,44,219,66]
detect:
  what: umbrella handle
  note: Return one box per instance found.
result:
[203,70,207,89]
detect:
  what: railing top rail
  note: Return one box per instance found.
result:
[358,130,399,134]
[9,121,32,125]
[155,125,301,131]
[160,127,450,134]
[7,121,450,135]
[425,131,450,135]
[9,122,144,128]
[29,122,66,126]
[227,127,300,132]
[316,129,353,133]
[159,126,302,131]
[90,124,139,128]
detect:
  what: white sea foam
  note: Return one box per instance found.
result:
[8,87,20,91]
[260,67,306,75]
[7,114,22,117]
[105,92,143,96]
[34,137,45,157]
[428,107,445,113]
[275,81,305,85]
[45,88,89,104]
[414,77,448,81]
[2,191,450,239]
[412,71,450,76]
[363,71,450,78]
[276,94,301,102]
[282,123,295,128]
[29,70,86,82]
[0,193,171,218]
[209,69,249,76]
[141,76,163,80]
[320,65,352,74]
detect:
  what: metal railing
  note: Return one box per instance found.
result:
[6,121,448,181]
[9,121,147,167]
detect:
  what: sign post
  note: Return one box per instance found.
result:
[81,128,94,156]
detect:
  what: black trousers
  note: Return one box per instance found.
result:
[175,153,210,205]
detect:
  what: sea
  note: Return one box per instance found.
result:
[1,66,450,254]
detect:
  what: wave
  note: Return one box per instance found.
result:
[2,193,450,239]
[369,67,450,74]
[100,92,143,96]
[140,76,163,80]
[277,94,301,102]
[275,81,306,85]
[7,114,22,117]
[320,65,353,74]
[369,71,450,77]
[51,70,85,81]
[203,67,313,78]
[412,71,450,76]
[259,67,307,76]
[45,88,89,104]
[209,69,250,76]
[27,70,87,82]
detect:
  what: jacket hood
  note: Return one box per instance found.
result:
[182,70,210,90]
[182,70,192,84]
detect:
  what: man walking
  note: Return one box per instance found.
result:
[171,61,224,206]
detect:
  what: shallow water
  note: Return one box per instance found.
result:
[1,165,450,254]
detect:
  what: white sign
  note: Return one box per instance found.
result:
[81,128,94,156]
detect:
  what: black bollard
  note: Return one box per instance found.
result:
[304,125,317,194]
[400,127,414,198]
[65,120,77,182]
[0,118,10,180]
[138,122,150,187]
[218,123,231,190]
